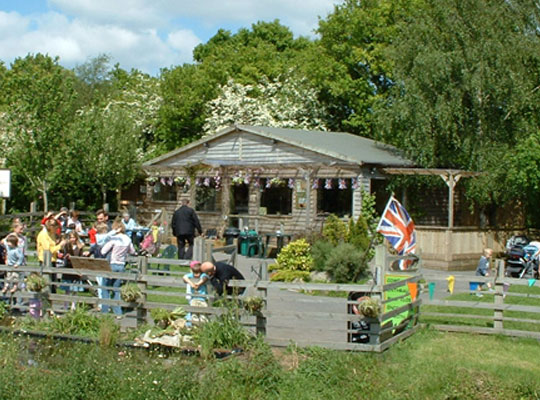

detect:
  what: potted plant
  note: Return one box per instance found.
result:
[120,283,143,304]
[25,273,47,319]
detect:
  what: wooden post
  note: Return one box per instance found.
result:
[493,259,504,331]
[205,240,213,262]
[193,236,204,261]
[370,246,386,345]
[256,261,267,337]
[137,255,148,324]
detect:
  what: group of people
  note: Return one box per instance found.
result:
[1,203,245,321]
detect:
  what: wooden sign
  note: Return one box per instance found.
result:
[70,256,112,272]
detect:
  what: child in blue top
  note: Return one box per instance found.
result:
[2,235,24,295]
[183,260,209,325]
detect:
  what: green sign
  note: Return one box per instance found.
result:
[384,274,413,327]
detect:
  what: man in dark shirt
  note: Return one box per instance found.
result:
[201,261,245,296]
[171,199,202,259]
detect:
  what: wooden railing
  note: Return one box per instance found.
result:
[0,245,422,352]
[421,260,540,339]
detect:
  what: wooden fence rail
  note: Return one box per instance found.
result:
[421,259,540,339]
[0,246,422,352]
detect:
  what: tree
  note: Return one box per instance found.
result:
[157,21,316,152]
[376,0,540,221]
[2,54,78,211]
[315,0,419,135]
[202,75,329,133]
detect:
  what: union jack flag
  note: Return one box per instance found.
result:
[376,196,417,267]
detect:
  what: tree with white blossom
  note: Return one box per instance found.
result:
[202,75,330,133]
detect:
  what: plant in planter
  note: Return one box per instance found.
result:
[25,273,47,319]
[146,176,158,186]
[26,273,46,293]
[150,308,172,329]
[120,283,143,303]
[243,296,264,315]
[357,297,381,318]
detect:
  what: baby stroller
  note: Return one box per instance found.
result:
[506,238,540,279]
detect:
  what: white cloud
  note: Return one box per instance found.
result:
[0,0,336,74]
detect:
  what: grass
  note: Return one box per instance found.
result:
[1,327,539,399]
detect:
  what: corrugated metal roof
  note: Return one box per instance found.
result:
[144,125,413,167]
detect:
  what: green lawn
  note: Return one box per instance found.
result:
[1,328,539,399]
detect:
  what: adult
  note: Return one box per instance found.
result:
[200,261,245,296]
[37,219,67,294]
[121,212,145,248]
[100,221,136,316]
[96,209,112,231]
[171,199,202,260]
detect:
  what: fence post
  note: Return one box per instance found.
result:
[493,258,504,331]
[369,245,386,345]
[137,255,148,325]
[205,240,213,262]
[256,261,267,337]
[193,236,204,261]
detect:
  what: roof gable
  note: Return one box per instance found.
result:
[144,125,413,168]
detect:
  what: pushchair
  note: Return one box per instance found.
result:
[506,239,540,279]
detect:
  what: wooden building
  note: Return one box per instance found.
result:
[141,125,413,237]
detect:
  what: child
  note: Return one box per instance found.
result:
[183,260,209,325]
[1,235,24,295]
[476,248,494,294]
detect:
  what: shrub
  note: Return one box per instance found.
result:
[276,239,313,272]
[270,270,310,282]
[192,309,252,358]
[322,214,348,246]
[311,240,334,272]
[324,243,368,283]
[348,214,371,251]
[47,304,102,336]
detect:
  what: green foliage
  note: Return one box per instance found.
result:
[347,214,370,250]
[269,270,311,282]
[275,239,313,272]
[46,304,103,336]
[324,243,368,283]
[149,307,173,328]
[322,214,348,246]
[120,283,142,303]
[310,240,335,272]
[25,274,47,292]
[192,309,252,358]
[0,302,8,321]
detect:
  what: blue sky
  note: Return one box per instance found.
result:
[0,0,337,76]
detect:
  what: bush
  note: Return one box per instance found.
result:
[270,270,310,282]
[276,239,313,272]
[310,240,334,272]
[192,309,252,358]
[46,304,103,336]
[322,214,348,246]
[324,243,368,283]
[348,214,371,251]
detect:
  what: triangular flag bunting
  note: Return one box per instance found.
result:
[528,278,536,287]
[407,282,418,301]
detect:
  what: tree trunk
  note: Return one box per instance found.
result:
[42,181,49,212]
[102,189,107,209]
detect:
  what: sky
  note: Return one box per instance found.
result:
[0,0,338,76]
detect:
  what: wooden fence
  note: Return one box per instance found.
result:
[0,245,422,352]
[421,260,540,339]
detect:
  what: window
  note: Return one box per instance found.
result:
[196,186,218,212]
[260,179,292,215]
[152,183,177,201]
[317,179,352,217]
[230,183,249,214]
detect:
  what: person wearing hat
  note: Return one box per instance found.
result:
[200,261,245,296]
[183,260,209,325]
